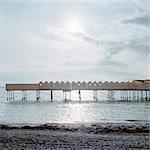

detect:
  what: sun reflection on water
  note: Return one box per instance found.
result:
[60,103,91,123]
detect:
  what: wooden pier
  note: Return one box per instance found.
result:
[6,80,150,101]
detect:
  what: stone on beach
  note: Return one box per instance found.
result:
[0,123,149,149]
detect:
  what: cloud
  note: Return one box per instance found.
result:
[45,25,150,73]
[126,36,150,53]
[122,14,150,27]
[46,26,123,54]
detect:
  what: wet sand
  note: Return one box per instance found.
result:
[0,123,149,149]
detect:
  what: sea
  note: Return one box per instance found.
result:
[0,86,149,124]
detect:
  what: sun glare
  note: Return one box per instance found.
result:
[66,19,84,33]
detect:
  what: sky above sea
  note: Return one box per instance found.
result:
[0,0,150,84]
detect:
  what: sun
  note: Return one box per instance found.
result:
[66,19,84,33]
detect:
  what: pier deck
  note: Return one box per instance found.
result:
[6,80,150,91]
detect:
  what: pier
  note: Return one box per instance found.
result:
[6,80,150,102]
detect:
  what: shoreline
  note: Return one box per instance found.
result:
[0,122,150,133]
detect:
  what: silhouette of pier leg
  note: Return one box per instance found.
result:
[22,91,25,101]
[7,91,8,101]
[145,90,148,101]
[9,91,14,101]
[8,91,10,101]
[120,91,123,100]
[7,91,18,101]
[137,90,139,101]
[65,91,67,101]
[96,90,98,101]
[128,90,131,101]
[132,91,136,101]
[25,91,27,101]
[12,91,14,100]
[69,91,71,100]
[108,90,114,100]
[126,91,128,101]
[140,90,143,101]
[7,91,11,101]
[10,91,12,100]
[50,90,53,101]
[123,91,125,100]
[124,91,127,101]
[126,91,128,100]
[9,91,11,101]
[21,91,27,101]
[64,90,71,101]
[93,90,98,101]
[63,91,67,101]
[36,90,40,101]
[79,90,81,101]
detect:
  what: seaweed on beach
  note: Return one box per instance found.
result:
[0,123,149,134]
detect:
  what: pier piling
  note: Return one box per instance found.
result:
[36,90,40,101]
[79,90,81,101]
[50,90,53,101]
[145,90,148,101]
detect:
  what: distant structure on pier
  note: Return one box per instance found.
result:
[5,80,150,102]
[133,79,150,84]
[6,80,150,91]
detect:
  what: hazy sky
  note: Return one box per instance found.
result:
[0,0,150,84]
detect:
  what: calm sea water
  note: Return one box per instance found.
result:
[0,87,149,124]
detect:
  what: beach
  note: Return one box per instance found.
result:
[0,123,149,149]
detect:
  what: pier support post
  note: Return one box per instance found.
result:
[140,90,143,101]
[25,91,28,100]
[128,90,131,101]
[65,91,67,101]
[36,90,40,101]
[63,91,66,101]
[124,91,126,101]
[107,90,114,100]
[50,90,53,101]
[7,91,8,101]
[123,91,125,100]
[63,90,71,101]
[63,90,68,101]
[12,91,14,100]
[137,90,139,101]
[145,90,148,101]
[132,91,136,101]
[22,91,27,101]
[126,91,128,101]
[93,90,98,101]
[122,91,124,100]
[120,91,123,100]
[8,91,10,100]
[65,90,71,100]
[22,91,25,101]
[10,91,12,100]
[9,91,11,101]
[69,91,71,100]
[7,91,10,101]
[79,90,81,101]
